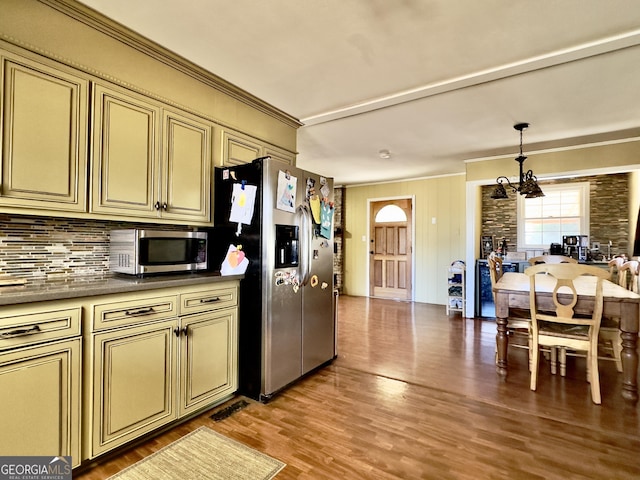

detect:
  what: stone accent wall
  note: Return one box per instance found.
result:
[333,187,344,293]
[481,173,629,258]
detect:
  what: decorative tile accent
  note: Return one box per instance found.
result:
[0,215,183,282]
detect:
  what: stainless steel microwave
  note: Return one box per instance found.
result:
[110,229,208,276]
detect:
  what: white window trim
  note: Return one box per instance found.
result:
[516,182,590,251]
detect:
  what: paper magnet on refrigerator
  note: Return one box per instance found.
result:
[220,244,249,276]
[320,199,334,239]
[229,182,257,235]
[276,170,297,212]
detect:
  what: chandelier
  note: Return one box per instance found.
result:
[490,122,544,199]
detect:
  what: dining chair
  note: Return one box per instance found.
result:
[526,254,578,373]
[525,263,609,404]
[528,254,623,374]
[608,256,626,285]
[597,260,638,373]
[528,255,578,265]
[618,260,639,293]
[488,252,532,367]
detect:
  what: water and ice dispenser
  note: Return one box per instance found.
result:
[275,224,299,268]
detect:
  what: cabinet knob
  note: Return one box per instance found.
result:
[162,202,168,210]
[154,201,161,211]
[173,327,180,337]
[181,326,188,336]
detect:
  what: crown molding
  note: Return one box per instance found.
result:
[38,0,302,129]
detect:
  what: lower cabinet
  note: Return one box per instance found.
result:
[0,280,239,464]
[0,338,82,468]
[89,319,179,457]
[85,282,239,459]
[179,308,237,417]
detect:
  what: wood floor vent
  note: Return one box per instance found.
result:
[210,399,249,421]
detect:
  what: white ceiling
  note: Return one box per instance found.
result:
[77,0,640,185]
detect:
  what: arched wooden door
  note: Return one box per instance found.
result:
[369,198,413,300]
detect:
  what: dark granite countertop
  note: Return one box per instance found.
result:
[0,272,244,307]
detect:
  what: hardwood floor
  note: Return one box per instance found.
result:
[75,295,640,479]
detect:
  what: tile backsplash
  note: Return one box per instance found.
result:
[0,215,183,281]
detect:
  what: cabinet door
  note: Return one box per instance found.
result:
[264,144,296,166]
[1,53,88,211]
[161,109,211,223]
[221,129,262,166]
[91,83,160,217]
[179,308,237,417]
[0,339,81,468]
[90,319,178,457]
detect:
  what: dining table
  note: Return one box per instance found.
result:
[493,271,640,404]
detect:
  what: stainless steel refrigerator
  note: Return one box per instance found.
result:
[212,157,336,401]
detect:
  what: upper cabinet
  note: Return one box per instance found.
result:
[90,83,160,217]
[0,39,296,225]
[91,84,212,224]
[0,51,89,212]
[220,128,296,167]
[161,109,211,222]
[221,129,262,167]
[264,144,296,166]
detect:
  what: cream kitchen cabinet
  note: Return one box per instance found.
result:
[160,108,211,222]
[0,303,82,468]
[178,285,238,417]
[220,128,263,166]
[86,292,179,458]
[177,310,237,416]
[88,317,179,458]
[85,281,238,459]
[0,49,89,213]
[90,83,212,224]
[220,127,296,167]
[264,143,296,165]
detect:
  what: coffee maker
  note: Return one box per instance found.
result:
[563,235,589,261]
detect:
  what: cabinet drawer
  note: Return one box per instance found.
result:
[0,307,81,351]
[179,286,237,316]
[92,295,178,330]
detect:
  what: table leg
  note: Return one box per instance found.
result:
[620,331,638,403]
[496,316,509,376]
[495,290,510,376]
[619,302,639,404]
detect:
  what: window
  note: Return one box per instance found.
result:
[375,205,407,223]
[517,182,589,250]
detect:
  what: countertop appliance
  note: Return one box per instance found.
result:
[212,157,336,401]
[110,229,208,276]
[549,243,563,255]
[563,235,589,260]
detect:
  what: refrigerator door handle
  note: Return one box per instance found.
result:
[297,204,313,286]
